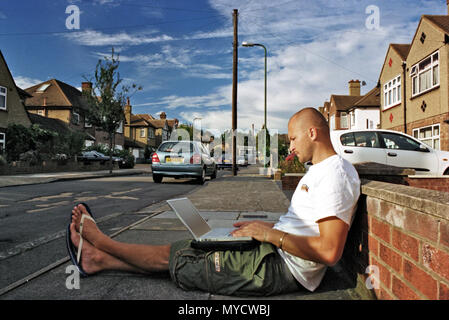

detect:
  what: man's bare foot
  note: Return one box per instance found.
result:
[69,222,106,275]
[71,204,105,248]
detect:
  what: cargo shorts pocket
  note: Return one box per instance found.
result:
[169,240,213,292]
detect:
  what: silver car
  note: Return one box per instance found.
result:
[151,141,217,184]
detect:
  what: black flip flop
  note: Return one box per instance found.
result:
[65,202,95,278]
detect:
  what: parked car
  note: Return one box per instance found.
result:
[78,151,123,165]
[151,141,217,184]
[330,129,449,175]
[237,155,248,167]
[215,153,232,170]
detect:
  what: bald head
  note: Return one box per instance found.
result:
[287,107,335,164]
[289,107,329,132]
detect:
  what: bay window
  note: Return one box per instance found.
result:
[413,124,440,150]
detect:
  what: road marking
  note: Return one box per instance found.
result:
[25,192,73,202]
[73,196,99,203]
[111,188,142,195]
[105,195,139,200]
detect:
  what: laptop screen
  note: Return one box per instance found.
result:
[167,198,211,239]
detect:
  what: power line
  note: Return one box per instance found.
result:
[117,2,217,13]
[239,14,378,84]
[0,14,224,37]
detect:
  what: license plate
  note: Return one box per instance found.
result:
[166,157,183,163]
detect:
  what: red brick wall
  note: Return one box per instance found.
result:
[281,174,303,190]
[346,184,449,300]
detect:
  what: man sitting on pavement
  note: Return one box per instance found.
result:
[67,107,361,296]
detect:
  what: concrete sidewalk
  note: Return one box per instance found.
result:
[0,164,371,300]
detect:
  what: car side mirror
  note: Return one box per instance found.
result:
[419,145,430,152]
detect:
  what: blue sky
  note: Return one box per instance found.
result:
[0,0,446,134]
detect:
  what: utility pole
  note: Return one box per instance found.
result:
[232,9,238,176]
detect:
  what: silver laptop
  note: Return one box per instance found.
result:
[166,197,253,242]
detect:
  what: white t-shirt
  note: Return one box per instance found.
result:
[273,154,360,292]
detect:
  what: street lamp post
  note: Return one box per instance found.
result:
[242,42,268,166]
[242,42,267,131]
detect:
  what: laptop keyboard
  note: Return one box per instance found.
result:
[203,228,233,238]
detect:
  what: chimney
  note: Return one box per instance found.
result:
[81,81,92,95]
[160,112,167,120]
[348,80,361,96]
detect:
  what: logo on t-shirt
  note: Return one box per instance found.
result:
[300,184,309,192]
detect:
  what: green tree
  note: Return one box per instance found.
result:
[83,47,141,173]
[5,124,33,162]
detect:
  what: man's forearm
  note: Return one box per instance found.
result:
[264,229,327,264]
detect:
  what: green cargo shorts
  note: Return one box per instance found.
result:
[168,239,303,297]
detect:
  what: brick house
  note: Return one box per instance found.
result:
[124,99,157,160]
[124,100,178,160]
[24,80,124,150]
[325,80,380,131]
[0,50,32,153]
[147,112,179,146]
[379,44,410,132]
[379,14,449,151]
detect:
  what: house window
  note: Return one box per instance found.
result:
[116,121,123,133]
[411,51,439,97]
[36,83,50,93]
[140,128,146,138]
[0,132,5,153]
[0,86,7,110]
[351,112,355,127]
[149,128,155,139]
[413,124,440,150]
[340,112,348,129]
[72,111,80,124]
[383,75,401,110]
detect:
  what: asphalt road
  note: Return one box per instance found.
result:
[0,172,225,291]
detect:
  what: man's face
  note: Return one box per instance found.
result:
[288,119,313,164]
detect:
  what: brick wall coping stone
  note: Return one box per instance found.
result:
[408,175,449,179]
[361,179,449,220]
[354,162,415,176]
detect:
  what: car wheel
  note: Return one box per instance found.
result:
[197,167,206,184]
[444,168,449,175]
[153,174,163,183]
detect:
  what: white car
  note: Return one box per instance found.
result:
[330,129,449,175]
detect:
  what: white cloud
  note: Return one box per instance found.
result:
[141,12,420,133]
[13,76,43,89]
[63,29,174,46]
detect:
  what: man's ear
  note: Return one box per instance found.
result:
[308,127,318,141]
